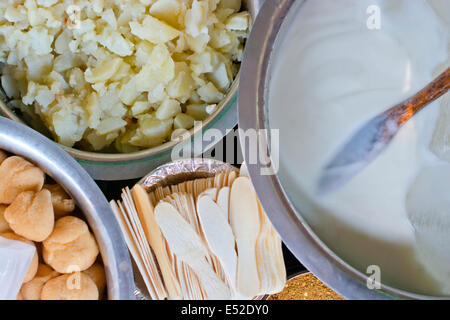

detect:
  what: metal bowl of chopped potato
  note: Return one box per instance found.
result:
[0,0,263,180]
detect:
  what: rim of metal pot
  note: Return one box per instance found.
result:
[238,0,445,300]
[0,117,135,300]
[0,0,264,166]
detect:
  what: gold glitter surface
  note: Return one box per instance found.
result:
[268,273,345,300]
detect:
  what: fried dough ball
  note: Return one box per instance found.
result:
[84,263,106,297]
[43,216,99,273]
[0,232,38,282]
[16,292,23,300]
[21,264,60,300]
[44,184,75,218]
[0,156,45,204]
[0,150,7,164]
[41,272,99,300]
[0,205,11,233]
[4,190,54,242]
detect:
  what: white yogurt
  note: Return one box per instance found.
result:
[268,0,450,295]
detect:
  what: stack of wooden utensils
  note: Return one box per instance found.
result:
[111,167,286,300]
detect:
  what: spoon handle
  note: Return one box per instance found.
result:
[393,67,450,125]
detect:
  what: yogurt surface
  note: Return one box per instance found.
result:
[268,0,450,295]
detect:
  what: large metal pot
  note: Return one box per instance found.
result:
[0,117,135,300]
[0,0,264,181]
[238,0,441,300]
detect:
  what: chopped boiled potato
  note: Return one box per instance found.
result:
[197,82,225,104]
[85,58,123,84]
[97,30,134,57]
[218,0,242,12]
[174,113,195,130]
[0,0,249,152]
[186,104,209,120]
[119,77,140,106]
[186,33,210,53]
[131,118,173,147]
[149,0,182,27]
[53,53,83,73]
[210,26,233,49]
[34,86,54,109]
[27,27,54,55]
[225,12,250,31]
[185,0,209,37]
[135,41,155,67]
[85,92,101,128]
[189,49,218,75]
[130,16,181,44]
[132,101,152,116]
[96,117,127,135]
[5,6,27,23]
[167,62,195,103]
[155,99,182,120]
[86,130,119,151]
[1,73,20,98]
[149,84,169,104]
[209,62,232,90]
[51,105,87,147]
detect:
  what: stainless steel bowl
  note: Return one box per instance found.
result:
[0,117,135,300]
[238,0,440,300]
[0,0,264,181]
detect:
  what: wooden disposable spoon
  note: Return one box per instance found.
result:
[197,195,238,291]
[230,177,261,298]
[318,67,450,195]
[154,202,232,300]
[132,185,181,299]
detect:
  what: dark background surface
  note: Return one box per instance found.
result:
[96,179,306,277]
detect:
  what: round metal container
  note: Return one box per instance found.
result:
[0,0,264,181]
[0,117,135,300]
[138,158,238,191]
[238,0,441,300]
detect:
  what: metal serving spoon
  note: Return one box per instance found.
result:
[318,67,450,195]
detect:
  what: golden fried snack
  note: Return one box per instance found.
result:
[16,292,23,300]
[0,156,45,204]
[0,205,11,233]
[40,272,99,300]
[42,216,99,273]
[20,264,60,300]
[4,190,54,242]
[84,263,106,297]
[0,150,7,164]
[0,232,38,282]
[44,184,75,218]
